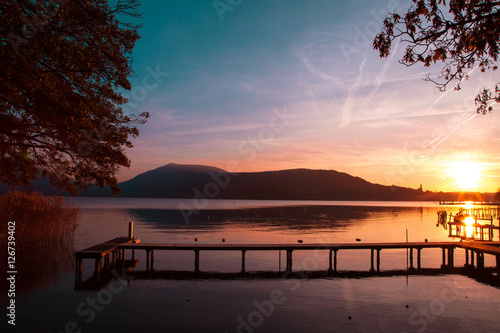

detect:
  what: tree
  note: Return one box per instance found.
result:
[373,0,500,114]
[0,0,148,195]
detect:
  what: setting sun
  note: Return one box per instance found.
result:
[447,161,482,190]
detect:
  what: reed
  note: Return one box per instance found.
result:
[0,190,80,247]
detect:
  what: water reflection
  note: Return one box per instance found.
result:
[132,205,416,232]
[0,238,74,303]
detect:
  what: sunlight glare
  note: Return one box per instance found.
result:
[463,216,475,238]
[447,161,481,190]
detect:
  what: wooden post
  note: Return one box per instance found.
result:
[441,248,446,268]
[128,221,134,240]
[376,249,381,272]
[447,248,454,268]
[150,250,155,271]
[286,250,293,272]
[241,250,246,273]
[95,257,102,284]
[409,248,414,270]
[334,249,338,272]
[465,249,469,266]
[471,250,475,267]
[279,250,281,272]
[417,248,422,271]
[146,250,151,271]
[329,249,333,273]
[195,250,200,273]
[75,257,82,284]
[496,255,500,274]
[112,250,116,268]
[370,248,375,272]
[477,252,484,269]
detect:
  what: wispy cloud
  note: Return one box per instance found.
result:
[339,56,366,128]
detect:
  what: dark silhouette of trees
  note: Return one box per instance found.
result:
[0,0,148,195]
[373,0,500,113]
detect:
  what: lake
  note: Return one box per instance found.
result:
[4,198,500,332]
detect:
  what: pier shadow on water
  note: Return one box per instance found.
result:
[74,259,500,291]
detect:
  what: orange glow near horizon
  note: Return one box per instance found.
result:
[447,160,482,191]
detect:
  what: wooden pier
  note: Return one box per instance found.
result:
[117,241,500,274]
[439,201,500,206]
[75,223,140,287]
[75,236,500,289]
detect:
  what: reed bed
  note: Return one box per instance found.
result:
[0,190,80,299]
[0,190,80,247]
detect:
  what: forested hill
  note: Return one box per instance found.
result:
[1,163,490,201]
[78,163,451,201]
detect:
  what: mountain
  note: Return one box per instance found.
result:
[81,163,431,200]
[2,163,489,201]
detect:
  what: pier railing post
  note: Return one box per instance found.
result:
[128,221,134,240]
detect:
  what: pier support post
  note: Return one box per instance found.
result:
[496,255,500,274]
[286,250,293,272]
[371,248,375,272]
[329,249,337,273]
[241,250,246,274]
[195,250,200,273]
[150,250,155,271]
[94,258,102,284]
[146,250,151,271]
[409,248,414,270]
[465,249,470,266]
[334,249,338,272]
[477,252,484,269]
[447,248,454,268]
[471,250,475,267]
[329,249,333,273]
[75,257,82,285]
[417,248,422,271]
[441,248,446,268]
[112,250,117,268]
[376,249,381,272]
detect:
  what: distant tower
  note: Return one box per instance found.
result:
[419,183,423,192]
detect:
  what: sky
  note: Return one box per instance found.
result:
[117,0,500,193]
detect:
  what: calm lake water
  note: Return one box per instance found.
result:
[4,198,500,332]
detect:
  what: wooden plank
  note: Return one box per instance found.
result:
[118,241,460,252]
[459,242,500,256]
[76,237,135,259]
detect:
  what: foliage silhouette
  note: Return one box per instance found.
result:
[373,0,500,113]
[0,0,148,195]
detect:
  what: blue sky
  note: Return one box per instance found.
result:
[117,0,500,192]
